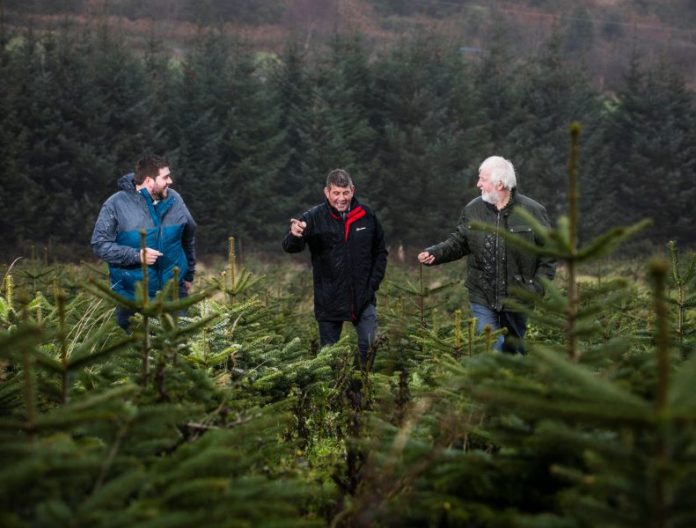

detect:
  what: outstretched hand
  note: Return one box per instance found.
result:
[418,251,435,265]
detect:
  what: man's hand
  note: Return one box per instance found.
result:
[140,247,163,265]
[290,218,307,237]
[183,280,193,294]
[418,251,435,265]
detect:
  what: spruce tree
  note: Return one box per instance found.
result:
[508,33,604,222]
[605,54,696,244]
[169,30,233,254]
[370,34,471,250]
[272,41,315,213]
[218,51,288,248]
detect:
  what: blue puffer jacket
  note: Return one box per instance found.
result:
[91,174,196,300]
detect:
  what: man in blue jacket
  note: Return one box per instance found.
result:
[283,169,388,363]
[91,154,196,330]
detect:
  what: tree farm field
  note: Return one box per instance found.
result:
[1,243,694,527]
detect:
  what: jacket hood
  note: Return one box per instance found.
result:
[117,173,137,193]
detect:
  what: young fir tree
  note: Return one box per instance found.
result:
[0,252,322,527]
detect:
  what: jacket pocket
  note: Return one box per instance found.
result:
[508,224,534,241]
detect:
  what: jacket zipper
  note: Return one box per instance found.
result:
[343,215,357,321]
[495,211,501,309]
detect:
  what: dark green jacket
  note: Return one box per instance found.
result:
[426,190,556,311]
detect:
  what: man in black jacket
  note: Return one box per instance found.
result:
[418,156,555,354]
[283,169,388,362]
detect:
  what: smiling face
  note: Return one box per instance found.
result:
[148,167,172,200]
[476,167,502,205]
[324,184,354,212]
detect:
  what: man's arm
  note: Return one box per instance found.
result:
[90,200,140,266]
[282,213,310,253]
[419,211,471,265]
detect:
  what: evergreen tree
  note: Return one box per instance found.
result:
[0,24,158,251]
[141,31,178,157]
[605,54,696,244]
[370,35,472,250]
[218,51,288,248]
[0,32,44,250]
[508,33,603,221]
[272,41,315,213]
[169,30,234,254]
[306,34,377,189]
[562,5,595,58]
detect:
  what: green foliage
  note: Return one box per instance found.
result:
[2,207,696,525]
[666,241,696,359]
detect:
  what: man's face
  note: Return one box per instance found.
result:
[476,168,501,205]
[150,167,172,200]
[324,184,354,212]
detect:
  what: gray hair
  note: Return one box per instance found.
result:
[479,156,517,189]
[325,168,354,189]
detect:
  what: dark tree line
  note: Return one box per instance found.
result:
[1,24,695,259]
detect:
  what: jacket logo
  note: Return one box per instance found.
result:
[356,227,367,231]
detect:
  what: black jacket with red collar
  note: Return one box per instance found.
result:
[282,197,388,321]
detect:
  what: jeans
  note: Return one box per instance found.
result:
[470,303,528,354]
[317,304,378,363]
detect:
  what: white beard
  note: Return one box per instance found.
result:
[481,190,501,205]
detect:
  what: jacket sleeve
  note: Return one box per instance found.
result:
[90,199,140,266]
[181,202,197,282]
[533,205,556,291]
[425,209,471,265]
[282,212,311,253]
[369,214,388,292]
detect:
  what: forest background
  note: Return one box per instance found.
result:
[1,0,695,260]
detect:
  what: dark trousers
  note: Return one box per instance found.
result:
[317,304,377,363]
[470,302,528,354]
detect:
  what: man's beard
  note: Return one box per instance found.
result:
[481,190,501,205]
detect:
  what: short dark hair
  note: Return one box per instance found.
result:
[134,154,169,185]
[325,168,353,189]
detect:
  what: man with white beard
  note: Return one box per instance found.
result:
[418,156,555,354]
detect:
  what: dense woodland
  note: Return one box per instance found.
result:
[1,2,696,259]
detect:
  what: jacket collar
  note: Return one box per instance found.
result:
[326,196,360,218]
[484,188,517,214]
